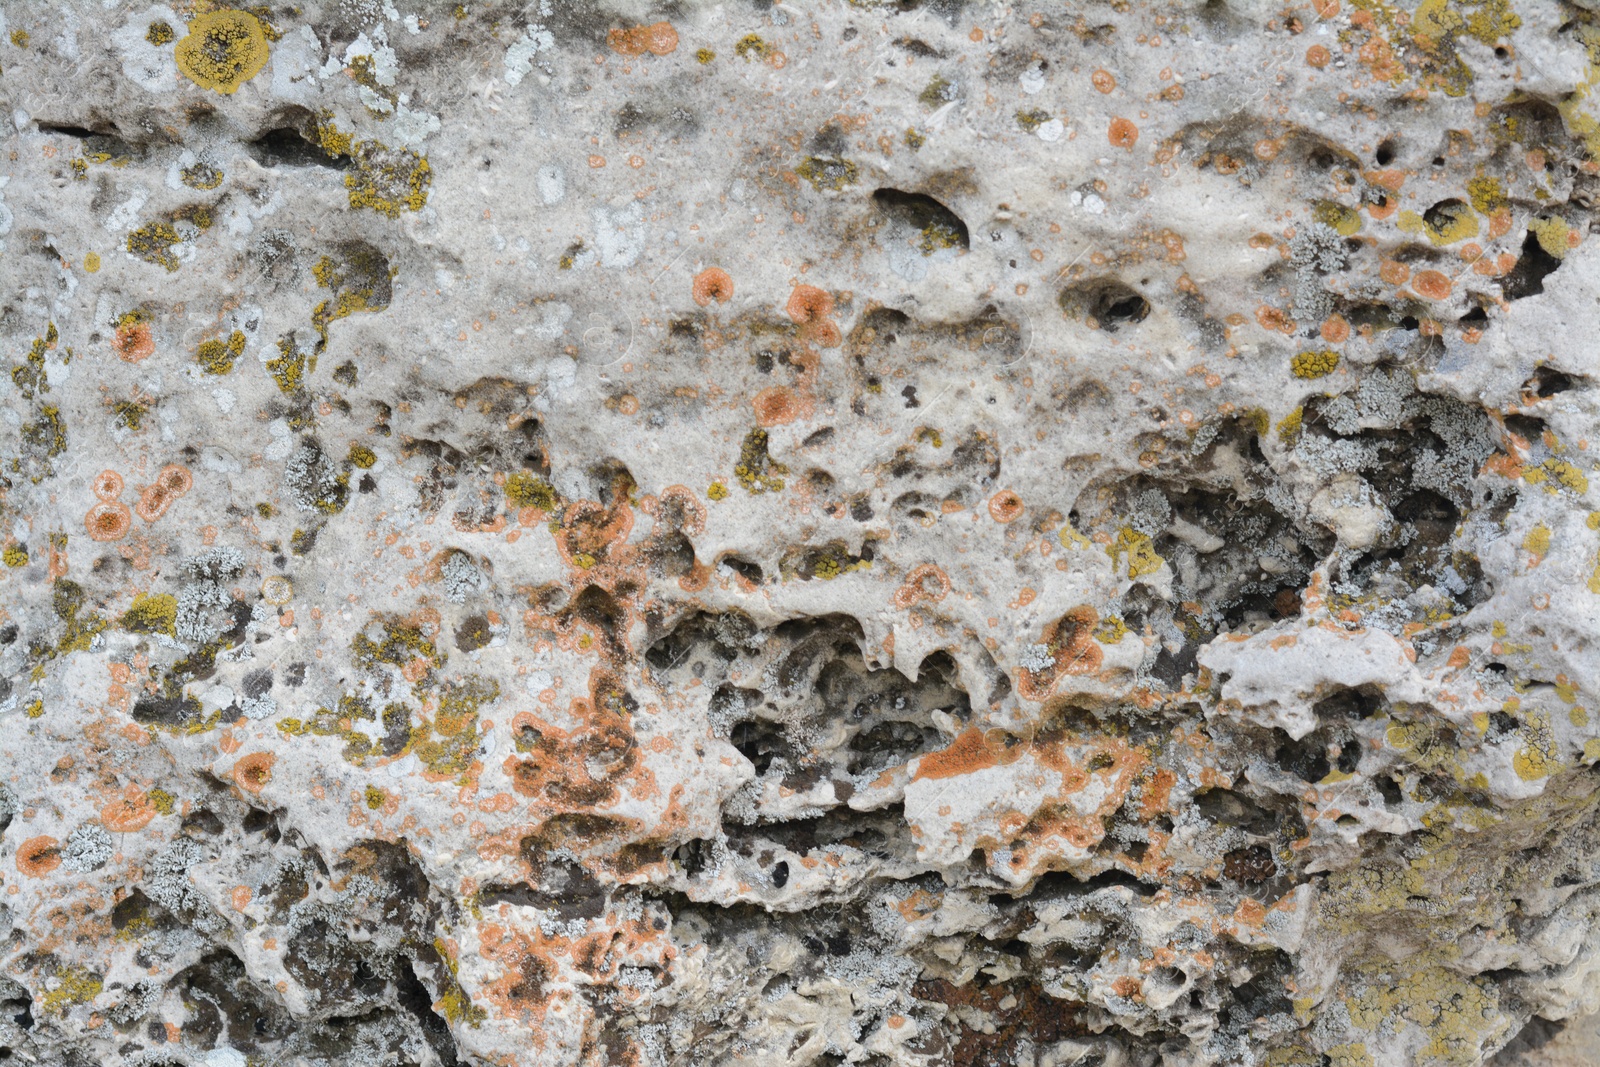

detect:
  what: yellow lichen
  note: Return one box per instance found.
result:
[1325,1044,1374,1067]
[734,34,771,60]
[411,676,497,780]
[195,329,245,375]
[795,156,859,193]
[1277,406,1304,444]
[121,593,178,636]
[735,428,788,493]
[3,544,27,567]
[1059,524,1091,549]
[1399,200,1479,245]
[175,10,270,95]
[146,20,175,46]
[1466,175,1507,214]
[148,788,176,815]
[1094,616,1128,643]
[345,141,433,217]
[1107,527,1164,579]
[39,967,102,1017]
[125,221,182,272]
[919,75,954,108]
[918,221,964,254]
[348,443,377,469]
[1312,200,1363,236]
[1522,523,1551,561]
[180,162,223,190]
[1513,744,1552,780]
[1016,109,1052,132]
[1291,349,1340,379]
[707,481,729,501]
[1527,215,1572,259]
[266,338,308,394]
[505,471,558,510]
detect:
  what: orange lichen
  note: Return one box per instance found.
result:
[113,319,154,363]
[85,501,132,542]
[786,284,834,324]
[553,498,635,572]
[17,836,62,877]
[988,489,1024,523]
[92,470,124,500]
[692,267,734,306]
[503,670,641,809]
[785,285,841,346]
[893,563,951,608]
[913,728,998,781]
[1413,270,1453,300]
[136,485,173,524]
[1092,69,1117,93]
[653,485,706,536]
[608,21,678,56]
[102,787,155,832]
[753,386,802,427]
[1109,117,1139,149]
[233,751,275,794]
[1307,44,1331,67]
[1380,259,1411,285]
[1017,607,1103,701]
[1320,314,1350,343]
[157,463,193,496]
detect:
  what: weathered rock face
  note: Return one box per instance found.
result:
[3,1,1600,1064]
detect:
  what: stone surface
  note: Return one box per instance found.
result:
[3,1,1600,1065]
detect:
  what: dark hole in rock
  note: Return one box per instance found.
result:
[871,187,971,251]
[1501,229,1563,300]
[248,124,350,170]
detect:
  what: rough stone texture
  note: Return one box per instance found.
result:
[4,1,1600,1065]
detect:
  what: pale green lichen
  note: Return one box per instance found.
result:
[919,75,955,108]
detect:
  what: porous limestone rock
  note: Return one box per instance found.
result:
[2,1,1600,1065]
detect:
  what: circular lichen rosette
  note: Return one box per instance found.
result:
[174,10,269,94]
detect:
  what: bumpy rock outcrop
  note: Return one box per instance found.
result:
[3,1,1600,1064]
